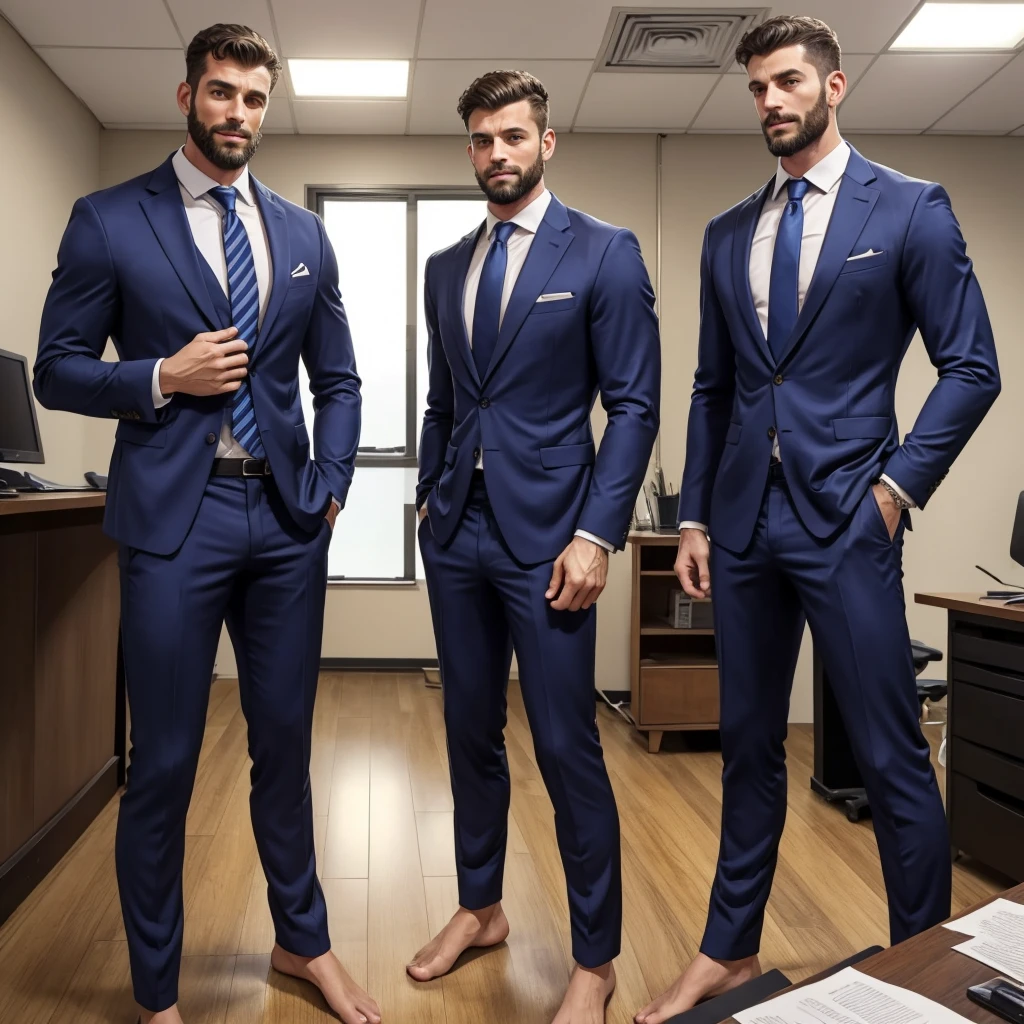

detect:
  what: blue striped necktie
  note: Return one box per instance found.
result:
[208,185,264,458]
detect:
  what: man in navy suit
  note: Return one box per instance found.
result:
[637,16,1000,1024]
[406,71,660,1023]
[34,25,380,1024]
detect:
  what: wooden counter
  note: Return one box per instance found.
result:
[0,491,121,925]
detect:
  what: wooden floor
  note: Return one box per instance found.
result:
[0,672,1007,1024]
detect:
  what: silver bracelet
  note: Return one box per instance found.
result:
[879,479,912,510]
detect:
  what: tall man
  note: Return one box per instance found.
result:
[34,25,380,1024]
[637,16,1000,1024]
[409,72,660,1023]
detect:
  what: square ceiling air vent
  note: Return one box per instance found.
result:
[597,7,770,73]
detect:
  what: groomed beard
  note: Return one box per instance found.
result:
[475,147,545,205]
[188,97,262,170]
[762,85,830,158]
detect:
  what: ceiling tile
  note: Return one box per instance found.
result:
[261,98,296,133]
[930,53,1024,133]
[840,53,1010,131]
[35,47,184,122]
[795,0,919,52]
[697,54,874,131]
[165,0,280,51]
[270,0,421,58]
[409,60,591,134]
[292,99,408,133]
[1,0,180,47]
[575,71,715,130]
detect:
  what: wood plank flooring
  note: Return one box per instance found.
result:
[0,672,1007,1023]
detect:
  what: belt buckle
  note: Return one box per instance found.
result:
[241,458,267,478]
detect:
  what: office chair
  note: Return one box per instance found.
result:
[839,639,946,823]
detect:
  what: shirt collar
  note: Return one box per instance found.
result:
[484,188,552,239]
[771,139,850,200]
[172,146,255,206]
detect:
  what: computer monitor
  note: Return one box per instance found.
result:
[1012,491,1024,569]
[0,347,44,464]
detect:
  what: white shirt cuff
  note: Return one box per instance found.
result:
[880,474,917,509]
[575,529,614,552]
[331,498,341,513]
[152,358,172,409]
[679,521,708,534]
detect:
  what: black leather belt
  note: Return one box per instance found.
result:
[211,458,272,478]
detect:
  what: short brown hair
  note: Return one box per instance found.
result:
[186,23,282,93]
[457,70,550,134]
[735,15,841,80]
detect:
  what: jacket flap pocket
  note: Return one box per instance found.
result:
[539,441,596,469]
[833,416,891,440]
[116,421,168,448]
[530,296,577,314]
[725,422,742,445]
[445,443,458,466]
[295,422,309,446]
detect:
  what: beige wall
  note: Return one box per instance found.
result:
[96,128,1023,718]
[0,16,99,482]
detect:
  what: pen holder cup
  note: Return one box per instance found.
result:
[657,494,679,531]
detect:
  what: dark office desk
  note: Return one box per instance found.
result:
[0,493,123,926]
[812,593,1024,882]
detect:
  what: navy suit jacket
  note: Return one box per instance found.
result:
[417,195,660,564]
[679,146,1000,553]
[34,154,361,556]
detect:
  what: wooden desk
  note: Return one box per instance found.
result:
[0,492,122,926]
[915,594,1024,882]
[725,883,1024,1023]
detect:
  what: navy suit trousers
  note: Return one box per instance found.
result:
[419,476,622,966]
[702,470,951,959]
[116,475,332,1011]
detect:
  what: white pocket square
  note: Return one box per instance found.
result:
[536,292,574,303]
[846,249,884,262]
[290,263,310,278]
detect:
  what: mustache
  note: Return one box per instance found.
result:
[763,113,798,128]
[486,165,521,178]
[211,122,252,139]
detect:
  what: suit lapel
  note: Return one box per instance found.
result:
[445,227,484,389]
[251,178,291,357]
[141,157,221,329]
[777,147,879,365]
[731,180,773,366]
[482,196,573,385]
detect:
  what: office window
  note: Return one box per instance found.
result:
[302,189,487,582]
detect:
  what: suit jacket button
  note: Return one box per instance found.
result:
[774,374,783,385]
[480,398,490,408]
[767,427,777,439]
[472,447,481,460]
[206,433,217,445]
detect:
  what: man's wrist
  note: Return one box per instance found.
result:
[575,529,614,553]
[679,521,708,535]
[156,357,177,399]
[877,477,912,510]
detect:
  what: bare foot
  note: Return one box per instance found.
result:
[552,963,616,1023]
[406,903,510,981]
[271,944,382,1024]
[635,953,761,1024]
[139,1008,184,1024]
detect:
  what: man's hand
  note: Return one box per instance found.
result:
[675,528,711,599]
[418,503,428,523]
[871,483,901,540]
[159,327,248,397]
[325,500,339,532]
[546,536,609,612]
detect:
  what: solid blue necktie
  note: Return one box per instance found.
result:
[767,177,810,363]
[471,220,517,378]
[208,185,264,458]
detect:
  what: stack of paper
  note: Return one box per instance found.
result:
[945,898,1024,983]
[734,966,975,1024]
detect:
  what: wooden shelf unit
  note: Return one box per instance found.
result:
[628,531,720,752]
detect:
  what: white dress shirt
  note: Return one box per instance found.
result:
[461,189,612,552]
[151,147,273,459]
[680,139,912,535]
